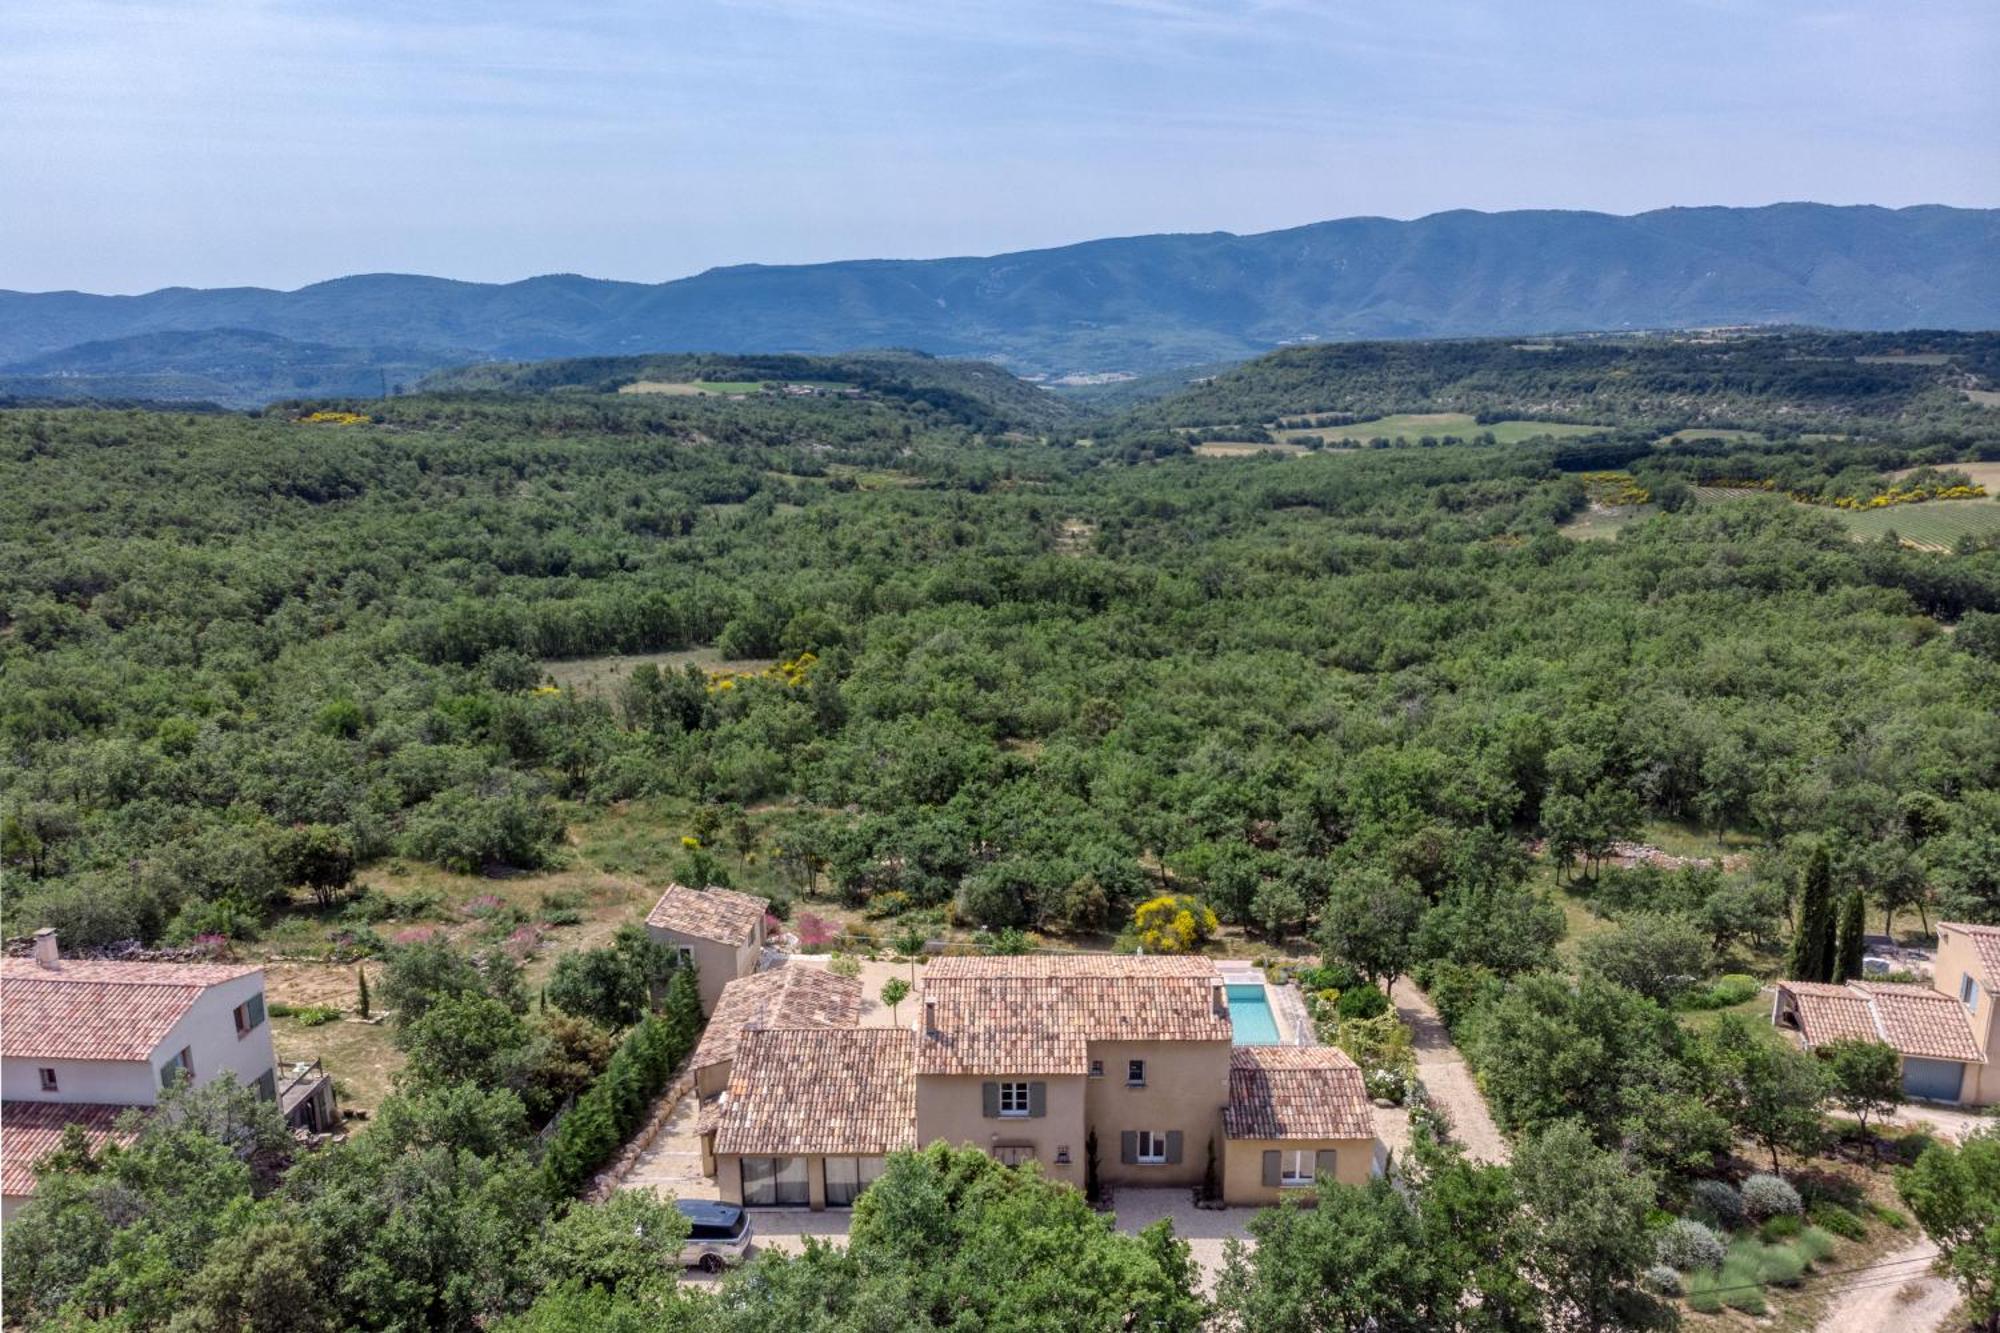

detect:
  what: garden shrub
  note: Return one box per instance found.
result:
[1759,1214,1802,1241]
[1690,1178,1745,1230]
[1336,985,1390,1020]
[1808,1201,1866,1240]
[1684,1271,1724,1314]
[1641,1264,1683,1297]
[1795,1226,1837,1264]
[1655,1218,1726,1271]
[1870,1202,1909,1229]
[1754,1242,1805,1286]
[1741,1172,1803,1219]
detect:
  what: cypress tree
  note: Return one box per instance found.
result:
[357,965,370,1019]
[1834,889,1868,983]
[1788,848,1837,983]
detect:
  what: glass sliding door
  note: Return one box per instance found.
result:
[741,1155,811,1206]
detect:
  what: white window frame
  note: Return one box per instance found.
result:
[39,1067,58,1093]
[1279,1149,1315,1187]
[998,1081,1031,1117]
[1136,1129,1168,1164]
[1126,1059,1146,1087]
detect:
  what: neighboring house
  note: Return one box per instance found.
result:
[706,954,1379,1209]
[0,930,295,1219]
[1774,973,1987,1103]
[690,964,860,1099]
[644,884,769,1015]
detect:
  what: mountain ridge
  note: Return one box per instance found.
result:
[3,204,1995,404]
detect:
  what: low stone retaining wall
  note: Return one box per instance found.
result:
[584,1064,698,1202]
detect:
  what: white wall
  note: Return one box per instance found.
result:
[0,972,276,1107]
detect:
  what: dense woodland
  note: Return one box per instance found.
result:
[6,332,2000,1329]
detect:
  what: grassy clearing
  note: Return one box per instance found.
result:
[1968,389,2000,408]
[1193,440,1309,457]
[1656,427,1768,446]
[540,648,774,699]
[617,379,765,396]
[1640,818,1761,860]
[823,463,923,490]
[1888,460,2000,489]
[1558,504,1650,541]
[1276,412,1605,446]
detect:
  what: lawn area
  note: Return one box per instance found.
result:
[1277,412,1605,446]
[541,648,775,699]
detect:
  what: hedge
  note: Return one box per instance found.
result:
[543,965,702,1195]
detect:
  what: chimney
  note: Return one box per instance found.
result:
[1211,977,1226,1018]
[32,928,59,969]
[923,997,938,1035]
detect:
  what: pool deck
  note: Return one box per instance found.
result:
[1215,962,1316,1046]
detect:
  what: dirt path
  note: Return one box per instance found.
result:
[1813,1237,1955,1333]
[1390,979,1510,1165]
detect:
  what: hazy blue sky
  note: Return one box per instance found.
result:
[4,0,1995,293]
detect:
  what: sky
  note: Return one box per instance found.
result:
[3,0,1995,294]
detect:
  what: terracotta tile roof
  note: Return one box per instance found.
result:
[714,1027,916,1157]
[691,965,861,1074]
[1856,983,1985,1063]
[644,884,768,946]
[1778,981,1884,1047]
[1941,923,2000,992]
[1223,1046,1375,1141]
[916,955,1232,1075]
[0,959,262,1062]
[1,1101,140,1199]
[1779,979,1985,1064]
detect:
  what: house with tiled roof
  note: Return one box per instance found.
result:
[705,952,1379,1210]
[0,930,302,1218]
[1773,926,2000,1104]
[644,884,769,1014]
[690,964,861,1098]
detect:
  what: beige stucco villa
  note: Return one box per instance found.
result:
[704,953,1379,1209]
[1773,920,2000,1105]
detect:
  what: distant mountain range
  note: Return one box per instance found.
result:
[3,203,1996,406]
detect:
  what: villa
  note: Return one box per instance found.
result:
[1773,920,2000,1104]
[703,953,1380,1209]
[645,884,770,1015]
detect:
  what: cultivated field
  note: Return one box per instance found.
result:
[1193,440,1310,457]
[1833,499,2000,550]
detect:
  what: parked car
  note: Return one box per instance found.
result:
[677,1199,752,1272]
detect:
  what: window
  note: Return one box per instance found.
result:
[1126,1059,1146,1087]
[998,1081,1031,1117]
[253,1068,278,1102]
[676,946,695,967]
[740,1156,810,1206]
[823,1155,884,1206]
[1089,1059,1104,1078]
[1963,973,1980,1010]
[1279,1150,1316,1187]
[1055,1145,1072,1166]
[1136,1130,1168,1164]
[993,1144,1037,1167]
[160,1047,193,1089]
[234,994,266,1037]
[38,1067,58,1093]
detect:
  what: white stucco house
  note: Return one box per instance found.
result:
[0,929,323,1219]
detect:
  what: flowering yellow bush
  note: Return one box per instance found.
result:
[299,409,368,425]
[705,651,817,694]
[1132,894,1219,954]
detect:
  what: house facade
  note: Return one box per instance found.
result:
[1773,919,2000,1105]
[0,931,284,1219]
[644,884,769,1015]
[707,954,1378,1209]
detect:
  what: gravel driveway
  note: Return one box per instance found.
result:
[1390,978,1510,1165]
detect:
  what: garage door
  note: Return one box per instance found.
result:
[1902,1058,1964,1103]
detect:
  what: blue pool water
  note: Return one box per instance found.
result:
[1227,983,1280,1045]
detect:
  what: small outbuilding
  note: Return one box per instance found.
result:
[644,884,770,1015]
[1221,1045,1380,1204]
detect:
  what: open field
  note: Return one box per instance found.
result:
[1274,412,1605,446]
[1968,389,2000,408]
[1557,503,1649,541]
[1888,460,2000,488]
[618,379,765,396]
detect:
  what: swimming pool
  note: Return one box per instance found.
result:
[1227,983,1280,1045]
